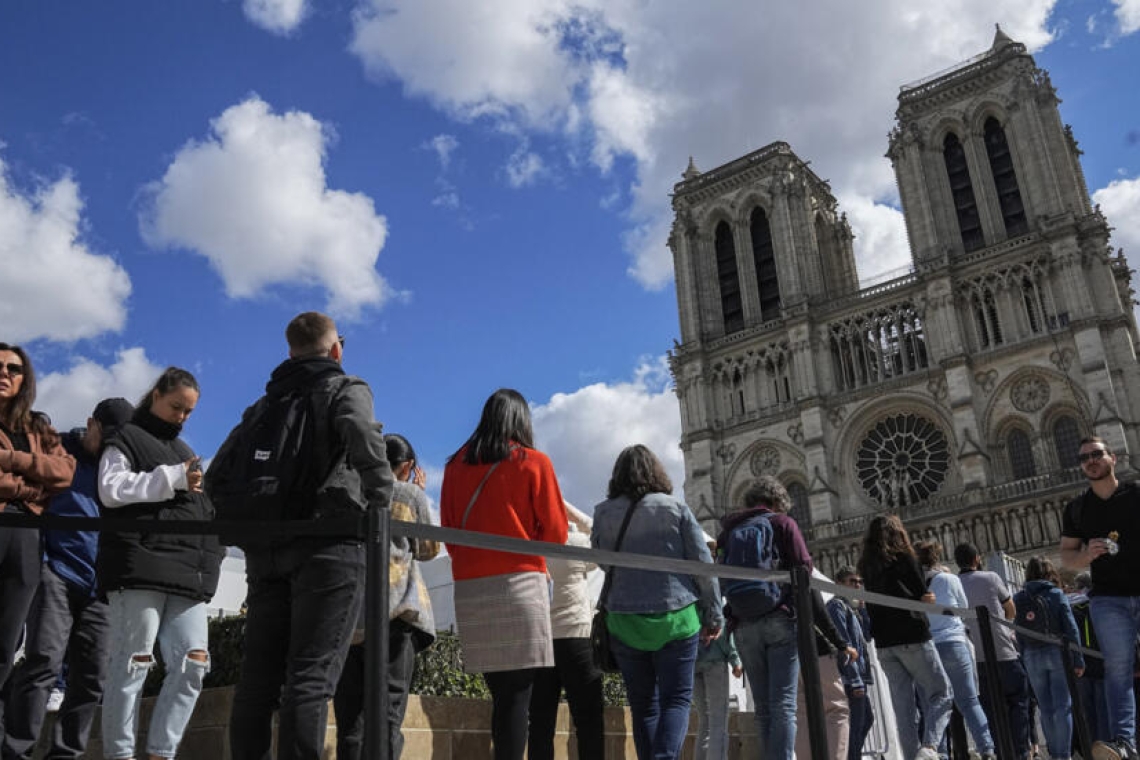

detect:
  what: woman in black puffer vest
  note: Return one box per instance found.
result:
[96,367,223,760]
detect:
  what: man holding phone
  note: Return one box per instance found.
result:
[1061,436,1140,760]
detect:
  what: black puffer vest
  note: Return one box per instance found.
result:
[96,410,224,602]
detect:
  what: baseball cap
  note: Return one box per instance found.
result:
[92,397,134,438]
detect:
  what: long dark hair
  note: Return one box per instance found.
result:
[858,514,915,582]
[0,342,56,444]
[384,433,417,467]
[458,389,534,465]
[138,367,200,411]
[607,444,673,502]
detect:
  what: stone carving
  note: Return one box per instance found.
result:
[1050,348,1074,372]
[1011,376,1050,412]
[927,377,948,404]
[975,370,999,395]
[749,445,781,476]
[787,422,804,445]
[715,443,737,465]
[827,406,847,428]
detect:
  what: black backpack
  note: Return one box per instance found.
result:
[1015,587,1054,639]
[205,378,348,545]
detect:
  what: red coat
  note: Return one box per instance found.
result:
[441,445,568,581]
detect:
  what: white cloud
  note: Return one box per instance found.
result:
[243,0,308,35]
[531,357,683,513]
[1094,175,1140,267]
[0,159,131,343]
[36,348,162,431]
[423,134,459,169]
[1112,0,1140,34]
[505,147,545,188]
[839,195,913,283]
[349,1,1058,288]
[431,191,460,209]
[141,97,392,318]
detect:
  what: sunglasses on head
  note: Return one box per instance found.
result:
[1078,449,1108,463]
[0,362,24,376]
[337,335,346,349]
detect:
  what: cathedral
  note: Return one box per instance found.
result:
[667,28,1140,577]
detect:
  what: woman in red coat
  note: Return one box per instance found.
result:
[441,388,569,760]
[0,342,76,692]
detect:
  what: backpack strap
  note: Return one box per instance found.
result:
[597,497,640,612]
[458,445,520,530]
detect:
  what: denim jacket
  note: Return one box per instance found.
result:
[592,493,724,628]
[826,597,873,690]
[1015,579,1085,669]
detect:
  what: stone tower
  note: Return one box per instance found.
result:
[668,28,1140,573]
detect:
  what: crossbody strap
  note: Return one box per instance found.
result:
[597,496,640,611]
[459,445,520,530]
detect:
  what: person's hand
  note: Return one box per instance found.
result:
[921,592,936,604]
[184,457,203,493]
[1088,538,1110,561]
[700,625,722,645]
[412,466,427,490]
[851,687,866,698]
[732,665,743,679]
[844,646,859,662]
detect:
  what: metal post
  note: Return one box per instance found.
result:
[976,606,1015,760]
[792,565,828,760]
[1060,641,1092,760]
[363,505,391,760]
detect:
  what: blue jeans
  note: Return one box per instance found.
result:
[612,632,699,760]
[1022,646,1073,759]
[878,640,953,758]
[735,614,799,760]
[1089,595,1140,745]
[847,688,874,760]
[101,589,210,759]
[935,639,994,754]
[693,661,731,760]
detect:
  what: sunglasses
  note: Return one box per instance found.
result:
[0,362,25,376]
[1078,449,1108,463]
[337,335,346,349]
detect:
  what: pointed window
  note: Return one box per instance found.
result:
[750,208,781,321]
[943,133,985,252]
[1052,415,1082,469]
[1008,428,1037,480]
[984,117,1029,237]
[715,221,744,334]
[787,482,810,528]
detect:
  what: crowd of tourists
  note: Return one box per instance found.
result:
[3,320,1140,760]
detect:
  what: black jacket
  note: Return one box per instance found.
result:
[97,410,224,602]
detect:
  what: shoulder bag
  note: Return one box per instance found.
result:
[590,496,639,673]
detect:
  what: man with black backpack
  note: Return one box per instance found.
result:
[1060,436,1140,760]
[207,311,394,760]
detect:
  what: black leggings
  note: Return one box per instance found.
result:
[484,668,539,760]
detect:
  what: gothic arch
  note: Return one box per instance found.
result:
[734,192,775,226]
[721,439,806,509]
[966,100,1014,134]
[698,203,736,238]
[980,366,1088,440]
[926,115,970,149]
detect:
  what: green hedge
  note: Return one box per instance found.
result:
[147,617,627,707]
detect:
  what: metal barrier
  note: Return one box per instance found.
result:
[0,508,1105,760]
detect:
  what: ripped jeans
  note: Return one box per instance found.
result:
[102,590,210,759]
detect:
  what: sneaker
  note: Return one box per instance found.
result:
[1093,739,1136,760]
[915,747,940,760]
[45,688,64,713]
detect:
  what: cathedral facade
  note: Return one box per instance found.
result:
[667,29,1140,576]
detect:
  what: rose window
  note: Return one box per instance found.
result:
[856,413,950,509]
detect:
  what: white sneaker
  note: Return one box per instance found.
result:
[45,689,64,713]
[914,747,940,760]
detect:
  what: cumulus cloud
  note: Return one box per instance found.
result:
[531,357,682,513]
[0,159,131,343]
[36,348,162,431]
[141,97,392,318]
[349,1,1058,288]
[243,0,308,35]
[505,147,546,188]
[1112,0,1140,34]
[423,134,459,169]
[1094,175,1140,264]
[839,195,913,283]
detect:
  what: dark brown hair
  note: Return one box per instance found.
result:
[458,388,534,465]
[858,514,915,581]
[0,343,59,446]
[607,444,673,502]
[742,475,791,513]
[286,311,338,357]
[1025,556,1061,586]
[1079,436,1110,455]
[138,367,200,411]
[914,540,943,569]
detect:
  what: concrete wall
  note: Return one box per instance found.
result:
[55,686,762,760]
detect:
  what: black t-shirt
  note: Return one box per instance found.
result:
[1062,481,1140,596]
[0,421,30,453]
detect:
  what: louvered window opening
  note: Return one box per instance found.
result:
[715,221,744,334]
[944,134,985,252]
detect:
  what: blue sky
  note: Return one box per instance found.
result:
[2,0,1138,513]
